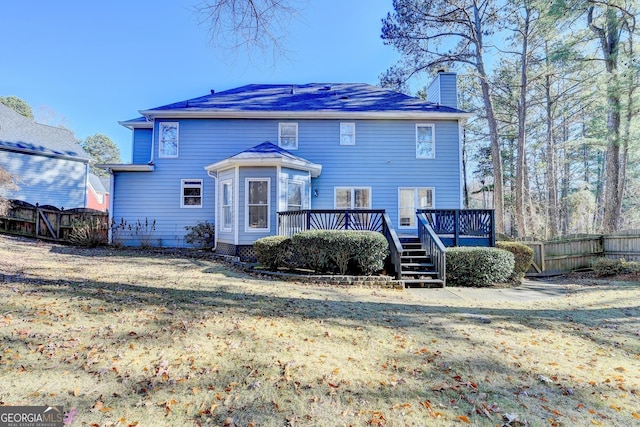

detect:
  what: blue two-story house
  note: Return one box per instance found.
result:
[102,72,493,284]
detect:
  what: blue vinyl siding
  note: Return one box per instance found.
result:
[131,128,152,164]
[112,117,462,247]
[438,74,458,109]
[427,73,458,109]
[293,119,462,221]
[111,165,214,248]
[0,150,88,208]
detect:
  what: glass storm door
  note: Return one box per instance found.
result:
[398,188,433,229]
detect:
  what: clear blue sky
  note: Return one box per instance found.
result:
[0,0,401,161]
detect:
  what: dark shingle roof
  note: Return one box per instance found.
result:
[0,103,90,160]
[142,83,466,116]
[205,141,322,177]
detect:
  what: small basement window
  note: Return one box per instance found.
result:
[181,179,203,208]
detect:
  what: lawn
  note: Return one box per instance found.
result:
[0,235,639,427]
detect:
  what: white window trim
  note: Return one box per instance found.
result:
[278,122,298,150]
[159,122,179,158]
[221,179,233,232]
[245,178,271,232]
[398,187,435,229]
[180,179,203,208]
[287,179,304,211]
[416,123,435,159]
[340,122,356,146]
[334,187,372,209]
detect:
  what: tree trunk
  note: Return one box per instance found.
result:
[515,7,531,237]
[544,73,559,238]
[474,2,505,233]
[462,127,470,208]
[590,4,623,233]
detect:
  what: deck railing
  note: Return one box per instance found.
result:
[417,213,447,285]
[278,209,386,236]
[382,213,403,279]
[417,209,495,247]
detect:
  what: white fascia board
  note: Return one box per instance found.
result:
[205,158,322,177]
[97,163,155,172]
[139,109,473,121]
[118,120,153,129]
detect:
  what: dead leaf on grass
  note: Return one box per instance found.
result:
[457,414,471,423]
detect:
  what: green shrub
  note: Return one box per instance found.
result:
[254,236,294,271]
[184,221,215,249]
[292,231,332,273]
[69,216,108,247]
[446,247,514,287]
[292,230,388,275]
[348,231,389,275]
[591,257,640,277]
[496,241,534,281]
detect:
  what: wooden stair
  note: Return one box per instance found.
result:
[399,237,444,288]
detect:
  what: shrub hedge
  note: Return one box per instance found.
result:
[254,231,389,274]
[591,257,640,277]
[496,241,534,281]
[289,230,388,275]
[446,247,514,287]
[253,235,294,271]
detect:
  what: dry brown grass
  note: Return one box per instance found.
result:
[1,235,639,427]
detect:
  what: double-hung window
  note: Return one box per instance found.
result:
[279,123,298,150]
[159,122,179,158]
[340,123,356,145]
[416,124,435,159]
[246,178,270,230]
[181,179,202,208]
[221,180,233,231]
[335,187,371,209]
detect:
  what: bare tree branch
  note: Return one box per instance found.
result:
[194,0,304,62]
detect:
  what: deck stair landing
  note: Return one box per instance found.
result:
[399,237,444,288]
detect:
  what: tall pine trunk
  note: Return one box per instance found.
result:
[590,5,624,233]
[474,3,505,233]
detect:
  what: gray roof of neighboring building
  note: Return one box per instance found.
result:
[0,103,90,161]
[88,173,108,194]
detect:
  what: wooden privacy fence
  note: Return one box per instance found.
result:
[519,231,640,276]
[0,199,108,243]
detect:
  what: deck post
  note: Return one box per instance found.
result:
[490,210,496,246]
[35,203,40,237]
[454,210,459,247]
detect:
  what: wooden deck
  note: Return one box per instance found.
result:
[278,209,495,287]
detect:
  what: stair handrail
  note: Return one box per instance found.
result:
[417,213,447,286]
[382,213,403,279]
